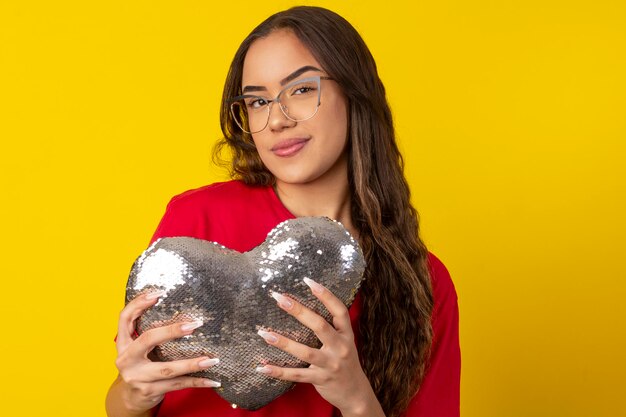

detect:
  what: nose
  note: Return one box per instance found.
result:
[267,101,296,132]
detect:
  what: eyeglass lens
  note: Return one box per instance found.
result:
[231,78,321,134]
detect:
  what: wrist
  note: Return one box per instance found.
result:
[122,395,160,417]
[120,382,161,416]
[338,378,385,417]
[106,376,157,417]
[120,397,151,417]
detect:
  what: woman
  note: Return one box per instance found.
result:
[106,6,460,417]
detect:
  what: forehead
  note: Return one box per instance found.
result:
[242,29,322,87]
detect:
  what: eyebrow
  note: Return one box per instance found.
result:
[242,65,323,93]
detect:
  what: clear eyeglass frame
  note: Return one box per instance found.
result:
[228,75,333,134]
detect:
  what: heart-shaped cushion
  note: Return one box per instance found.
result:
[125,216,365,410]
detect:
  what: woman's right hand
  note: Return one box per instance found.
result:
[113,291,220,414]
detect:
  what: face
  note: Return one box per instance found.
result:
[241,29,349,186]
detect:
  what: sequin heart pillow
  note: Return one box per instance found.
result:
[125,217,365,410]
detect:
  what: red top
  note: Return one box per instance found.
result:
[144,180,460,417]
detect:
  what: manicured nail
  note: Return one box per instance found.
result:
[181,320,203,331]
[257,329,278,344]
[145,290,166,300]
[255,366,272,374]
[204,379,221,387]
[271,292,293,309]
[198,358,219,368]
[303,278,324,295]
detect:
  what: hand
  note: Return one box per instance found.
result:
[114,291,220,413]
[255,279,383,416]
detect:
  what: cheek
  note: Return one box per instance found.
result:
[320,97,349,144]
[250,133,269,153]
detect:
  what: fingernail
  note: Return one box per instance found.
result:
[145,290,166,300]
[204,379,221,387]
[303,278,324,295]
[257,329,278,344]
[271,292,293,309]
[181,320,203,331]
[255,365,272,374]
[198,358,219,368]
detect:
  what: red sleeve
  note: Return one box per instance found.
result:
[402,253,461,417]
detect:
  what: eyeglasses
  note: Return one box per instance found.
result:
[228,75,332,134]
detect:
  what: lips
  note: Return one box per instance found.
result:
[271,138,310,157]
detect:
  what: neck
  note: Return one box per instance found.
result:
[273,166,358,239]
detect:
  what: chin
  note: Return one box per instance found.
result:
[271,169,318,185]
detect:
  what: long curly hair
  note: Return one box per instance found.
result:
[213,6,433,417]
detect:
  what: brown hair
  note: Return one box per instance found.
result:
[214,6,433,416]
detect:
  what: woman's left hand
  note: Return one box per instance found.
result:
[255,278,384,417]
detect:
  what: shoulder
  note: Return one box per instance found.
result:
[427,252,455,294]
[150,180,271,243]
[426,252,458,319]
[165,180,263,211]
[161,179,279,222]
[150,180,289,249]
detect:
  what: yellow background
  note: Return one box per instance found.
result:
[1,1,624,416]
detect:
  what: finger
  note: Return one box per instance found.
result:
[303,278,353,333]
[143,356,220,381]
[124,319,204,360]
[255,364,319,384]
[148,375,221,396]
[117,291,166,352]
[271,292,339,347]
[257,329,324,367]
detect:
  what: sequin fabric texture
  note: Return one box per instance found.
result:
[125,217,365,410]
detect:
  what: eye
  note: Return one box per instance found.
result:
[246,98,268,109]
[292,86,315,95]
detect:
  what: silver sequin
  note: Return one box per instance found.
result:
[125,217,365,410]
